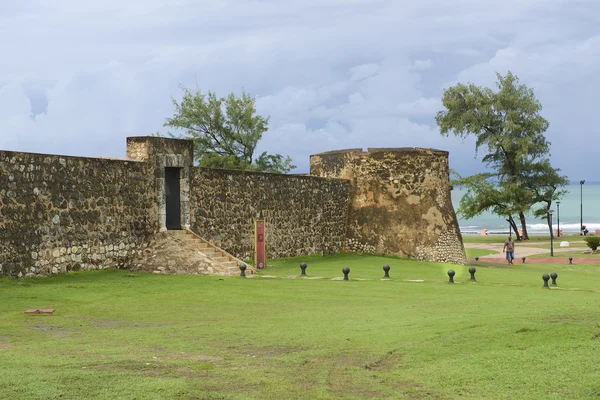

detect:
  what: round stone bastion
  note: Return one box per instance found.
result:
[310,147,466,265]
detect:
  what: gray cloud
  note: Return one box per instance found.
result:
[0,0,598,179]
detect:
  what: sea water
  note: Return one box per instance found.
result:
[451,182,600,236]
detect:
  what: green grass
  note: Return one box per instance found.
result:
[534,250,600,258]
[464,248,499,258]
[2,256,600,399]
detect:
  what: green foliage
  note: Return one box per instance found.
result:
[583,235,600,251]
[436,71,550,168]
[162,86,296,173]
[438,72,567,239]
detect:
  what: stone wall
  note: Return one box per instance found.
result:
[310,148,466,264]
[0,151,157,277]
[190,168,350,261]
[1,137,467,277]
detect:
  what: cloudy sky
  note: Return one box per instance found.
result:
[1,0,598,180]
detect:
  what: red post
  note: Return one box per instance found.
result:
[255,220,266,269]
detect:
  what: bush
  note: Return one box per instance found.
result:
[583,236,600,251]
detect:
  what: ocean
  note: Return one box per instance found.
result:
[451,182,600,236]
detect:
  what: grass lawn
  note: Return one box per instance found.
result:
[534,250,600,258]
[464,248,499,258]
[2,255,600,399]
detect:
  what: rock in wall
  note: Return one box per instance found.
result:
[190,168,350,261]
[310,148,466,264]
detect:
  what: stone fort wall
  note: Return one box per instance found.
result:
[0,150,157,277]
[0,138,466,278]
[191,168,349,260]
[0,137,350,277]
[310,148,466,264]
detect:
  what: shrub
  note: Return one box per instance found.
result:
[583,236,600,251]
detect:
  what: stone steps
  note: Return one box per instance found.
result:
[169,230,254,275]
[133,229,254,276]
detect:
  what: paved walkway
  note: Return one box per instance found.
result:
[466,243,600,265]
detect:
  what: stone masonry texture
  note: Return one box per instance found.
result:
[1,137,466,278]
[310,148,467,264]
[0,150,156,277]
[191,168,350,260]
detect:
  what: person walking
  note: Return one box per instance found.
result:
[503,236,515,265]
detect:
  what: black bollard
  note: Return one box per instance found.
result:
[383,264,390,279]
[447,269,455,283]
[469,266,476,281]
[522,257,526,263]
[550,272,558,286]
[475,256,479,262]
[542,273,550,288]
[342,266,350,280]
[569,257,573,264]
[300,262,307,275]
[239,263,247,278]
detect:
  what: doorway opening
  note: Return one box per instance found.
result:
[165,167,181,230]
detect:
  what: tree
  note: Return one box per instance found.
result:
[162,86,295,173]
[452,172,523,239]
[524,160,569,237]
[437,71,560,240]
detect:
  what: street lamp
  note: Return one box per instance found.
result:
[548,209,554,257]
[580,180,585,235]
[556,201,560,237]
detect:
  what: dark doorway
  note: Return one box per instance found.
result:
[165,167,181,230]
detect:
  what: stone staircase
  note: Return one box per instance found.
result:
[132,229,256,276]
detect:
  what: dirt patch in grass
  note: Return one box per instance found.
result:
[185,354,224,362]
[327,368,386,399]
[87,319,121,328]
[85,360,218,378]
[85,318,171,329]
[363,348,403,371]
[233,344,305,358]
[30,323,74,338]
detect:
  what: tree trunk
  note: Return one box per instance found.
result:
[507,216,521,240]
[547,214,554,238]
[519,212,529,240]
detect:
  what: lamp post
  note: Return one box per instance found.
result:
[548,210,554,257]
[556,201,560,237]
[580,180,585,235]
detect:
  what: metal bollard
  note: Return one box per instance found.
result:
[475,257,479,262]
[569,257,573,264]
[239,263,247,278]
[550,272,558,286]
[300,262,307,275]
[542,273,550,288]
[522,257,526,263]
[383,264,390,279]
[342,266,350,281]
[469,266,476,281]
[447,269,455,283]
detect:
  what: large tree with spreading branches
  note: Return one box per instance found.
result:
[161,86,295,173]
[436,71,566,240]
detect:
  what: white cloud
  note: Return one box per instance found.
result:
[0,0,598,180]
[412,59,433,70]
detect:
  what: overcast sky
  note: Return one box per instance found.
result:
[1,0,598,180]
